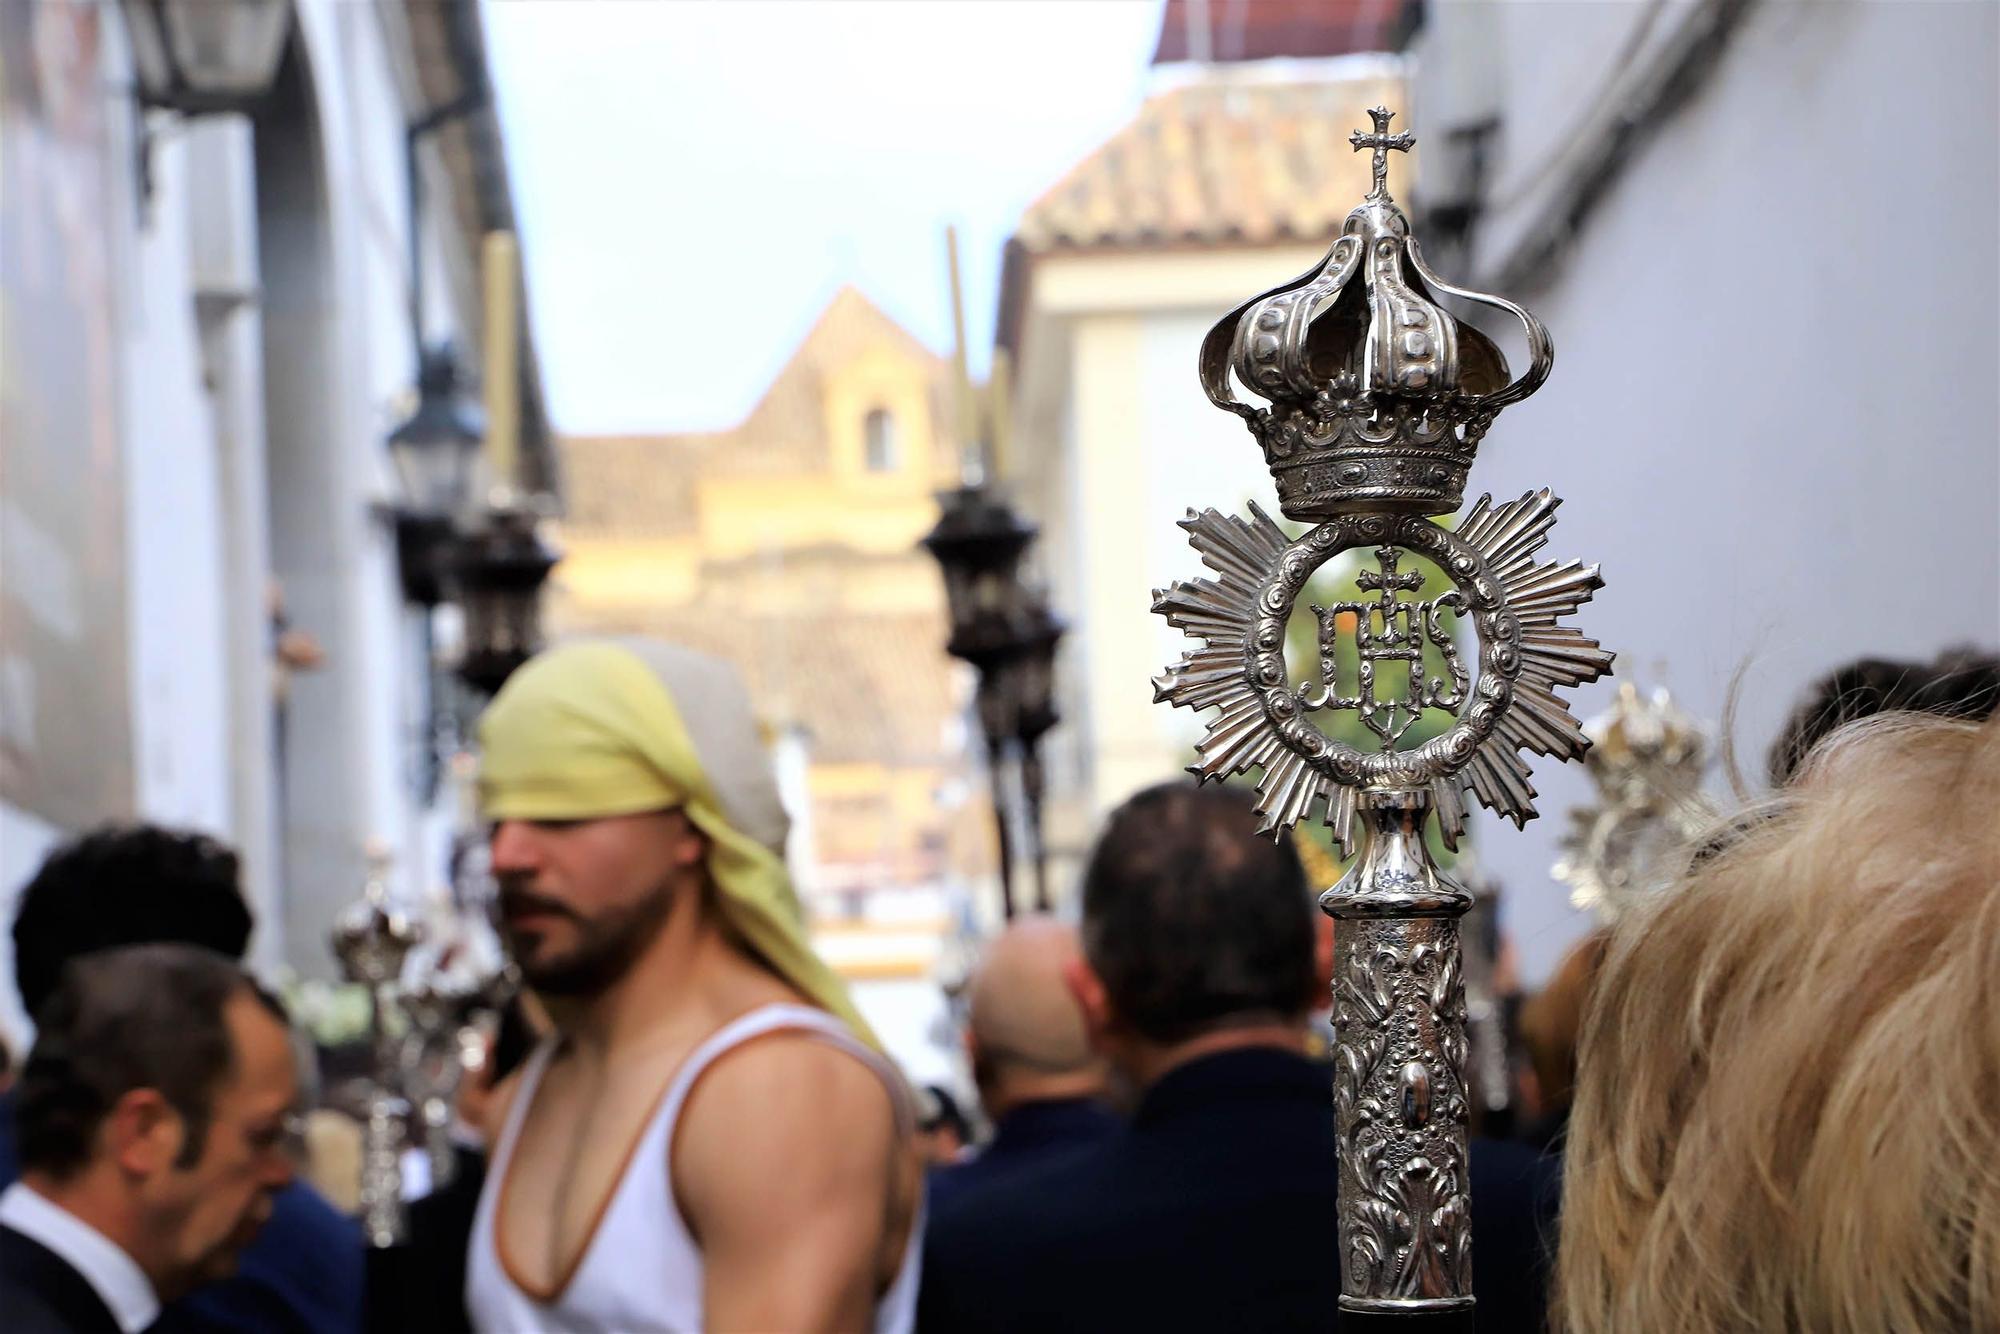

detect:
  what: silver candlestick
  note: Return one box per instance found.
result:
[330,845,424,1248]
[1153,108,1613,1316]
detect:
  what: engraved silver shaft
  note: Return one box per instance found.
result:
[1322,787,1474,1315]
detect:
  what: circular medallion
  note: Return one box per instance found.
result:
[1247,514,1516,790]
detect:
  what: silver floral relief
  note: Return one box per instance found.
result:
[1335,916,1474,1309]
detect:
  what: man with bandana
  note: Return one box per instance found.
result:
[464,640,923,1333]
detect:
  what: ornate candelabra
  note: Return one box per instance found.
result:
[1153,109,1613,1316]
[1553,681,1714,923]
[330,847,424,1248]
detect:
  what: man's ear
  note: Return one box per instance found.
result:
[1061,956,1113,1051]
[106,1088,185,1178]
[671,813,709,869]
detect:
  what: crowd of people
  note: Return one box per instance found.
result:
[0,637,1992,1333]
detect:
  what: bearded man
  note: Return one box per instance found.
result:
[464,639,921,1333]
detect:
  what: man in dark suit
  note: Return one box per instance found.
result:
[0,1221,125,1334]
[2,824,364,1334]
[927,916,1118,1216]
[919,782,1560,1334]
[0,945,298,1333]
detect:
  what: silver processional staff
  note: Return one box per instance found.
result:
[1152,108,1613,1318]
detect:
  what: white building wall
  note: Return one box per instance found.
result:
[0,0,491,1043]
[122,129,234,836]
[1013,244,1343,899]
[187,117,285,971]
[258,0,467,967]
[1414,0,2000,982]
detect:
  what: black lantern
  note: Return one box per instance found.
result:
[1003,596,1064,914]
[449,503,559,698]
[921,483,1069,920]
[1009,595,1065,749]
[386,345,485,607]
[122,0,293,113]
[921,485,1038,670]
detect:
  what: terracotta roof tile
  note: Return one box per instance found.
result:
[558,433,719,537]
[1014,75,1406,255]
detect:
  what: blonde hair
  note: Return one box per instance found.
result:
[1558,713,2000,1332]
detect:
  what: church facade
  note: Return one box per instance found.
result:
[551,289,983,946]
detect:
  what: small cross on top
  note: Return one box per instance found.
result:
[1350,106,1414,200]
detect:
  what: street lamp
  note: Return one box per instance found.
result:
[449,502,559,699]
[120,0,294,208]
[922,485,1038,669]
[122,0,293,111]
[922,484,1050,920]
[1008,596,1064,914]
[386,344,485,607]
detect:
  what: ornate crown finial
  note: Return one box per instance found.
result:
[1199,108,1554,522]
[1349,106,1413,200]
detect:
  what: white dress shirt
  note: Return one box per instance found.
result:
[0,1181,161,1334]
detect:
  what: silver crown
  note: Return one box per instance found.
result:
[1199,108,1553,520]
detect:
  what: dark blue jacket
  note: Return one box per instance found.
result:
[918,1046,1559,1334]
[926,1096,1119,1217]
[0,1089,364,1334]
[0,1221,121,1333]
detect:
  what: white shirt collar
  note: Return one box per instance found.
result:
[0,1181,162,1334]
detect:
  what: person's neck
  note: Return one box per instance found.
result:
[1124,1020,1307,1092]
[19,1169,168,1298]
[542,893,732,1061]
[982,1068,1108,1122]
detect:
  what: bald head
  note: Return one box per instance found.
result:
[966,917,1100,1112]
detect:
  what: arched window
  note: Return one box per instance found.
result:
[863,408,899,472]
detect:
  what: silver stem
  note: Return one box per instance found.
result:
[360,979,409,1247]
[1321,787,1475,1315]
[423,1092,458,1192]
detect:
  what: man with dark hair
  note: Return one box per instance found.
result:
[1768,645,2000,785]
[3,824,363,1334]
[918,781,1559,1333]
[9,827,251,1025]
[0,945,298,1333]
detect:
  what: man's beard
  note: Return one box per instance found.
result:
[499,878,678,998]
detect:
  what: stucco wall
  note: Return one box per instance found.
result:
[1417,0,2000,982]
[0,0,482,1040]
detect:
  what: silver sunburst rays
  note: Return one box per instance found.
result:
[1151,108,1612,1316]
[1153,490,1609,851]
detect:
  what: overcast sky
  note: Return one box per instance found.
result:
[484,1,1164,435]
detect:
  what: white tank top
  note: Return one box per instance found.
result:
[466,1003,923,1333]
